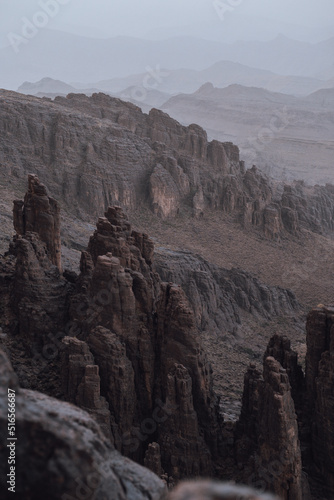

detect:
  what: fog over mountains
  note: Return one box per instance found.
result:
[2,2,334,498]
[2,29,334,91]
[162,83,334,184]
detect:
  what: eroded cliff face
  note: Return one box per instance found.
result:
[60,203,222,480]
[154,249,300,336]
[2,90,334,242]
[235,357,304,500]
[13,173,62,271]
[0,348,165,500]
[1,176,334,500]
[305,306,334,498]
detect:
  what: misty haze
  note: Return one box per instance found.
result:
[0,1,334,499]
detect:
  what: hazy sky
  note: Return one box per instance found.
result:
[1,0,334,46]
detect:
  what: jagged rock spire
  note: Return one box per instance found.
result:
[13,174,62,271]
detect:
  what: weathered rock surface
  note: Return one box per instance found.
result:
[305,306,334,498]
[13,173,62,271]
[264,334,304,407]
[60,336,112,440]
[2,175,334,499]
[0,348,165,500]
[154,249,300,336]
[144,442,164,479]
[235,356,304,500]
[2,90,334,242]
[61,205,221,479]
[4,175,71,348]
[11,231,69,348]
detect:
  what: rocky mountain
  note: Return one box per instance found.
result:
[306,87,334,105]
[93,61,332,98]
[16,77,171,113]
[161,83,334,184]
[154,248,299,337]
[18,77,78,96]
[2,30,334,90]
[1,175,333,498]
[1,89,334,242]
[19,61,332,105]
[0,344,283,499]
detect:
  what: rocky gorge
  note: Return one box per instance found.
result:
[0,174,333,499]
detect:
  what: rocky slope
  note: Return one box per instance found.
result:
[153,247,303,402]
[0,348,165,500]
[3,177,223,481]
[154,248,299,335]
[1,90,334,245]
[1,176,334,499]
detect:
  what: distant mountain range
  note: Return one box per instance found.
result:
[18,56,334,105]
[161,83,334,184]
[16,74,334,185]
[2,29,334,90]
[90,60,333,97]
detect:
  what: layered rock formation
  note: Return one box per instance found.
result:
[59,204,222,479]
[305,306,334,498]
[154,249,299,336]
[0,348,165,500]
[0,345,284,499]
[234,314,334,499]
[264,334,305,407]
[2,90,334,243]
[235,357,304,500]
[10,230,69,348]
[13,173,62,271]
[2,175,334,499]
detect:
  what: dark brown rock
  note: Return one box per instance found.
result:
[65,206,221,478]
[305,306,334,498]
[144,442,164,478]
[264,334,304,406]
[60,336,112,440]
[0,348,165,500]
[13,174,62,271]
[12,231,69,347]
[158,362,212,478]
[154,249,300,338]
[236,356,304,499]
[87,326,136,449]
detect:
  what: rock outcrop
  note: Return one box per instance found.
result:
[11,231,69,348]
[2,90,334,242]
[264,334,304,407]
[0,348,165,500]
[61,204,222,479]
[235,357,304,499]
[8,174,69,348]
[2,175,334,499]
[13,173,62,271]
[154,249,300,337]
[305,306,334,498]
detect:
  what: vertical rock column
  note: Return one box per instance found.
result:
[306,306,334,497]
[13,173,62,271]
[236,354,304,500]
